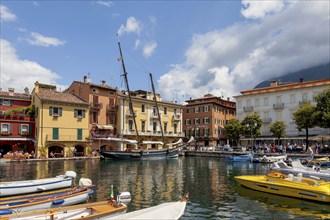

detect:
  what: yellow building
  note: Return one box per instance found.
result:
[32,82,90,158]
[112,90,184,151]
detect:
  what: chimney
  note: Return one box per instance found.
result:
[34,81,40,93]
[102,80,106,86]
[8,88,14,96]
[84,76,88,83]
[300,78,304,83]
[270,80,278,87]
[24,87,29,95]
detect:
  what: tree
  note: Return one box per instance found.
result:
[269,120,286,146]
[313,88,330,128]
[292,102,316,147]
[241,112,263,146]
[224,119,242,146]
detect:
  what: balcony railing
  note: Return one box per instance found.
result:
[106,104,118,112]
[273,103,284,110]
[126,110,137,117]
[262,117,272,124]
[122,130,184,137]
[90,102,102,109]
[243,106,253,112]
[150,113,161,120]
[172,114,181,121]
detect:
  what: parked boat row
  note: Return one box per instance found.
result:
[0,171,187,219]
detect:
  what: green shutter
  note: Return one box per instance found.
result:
[59,107,62,116]
[53,128,59,140]
[77,129,82,140]
[9,124,12,134]
[0,99,3,105]
[18,125,21,134]
[29,125,32,134]
[74,109,77,117]
[49,107,53,116]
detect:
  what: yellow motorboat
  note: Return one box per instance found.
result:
[235,171,330,203]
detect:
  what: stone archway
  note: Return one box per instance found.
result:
[0,144,12,156]
[74,145,85,157]
[48,145,64,158]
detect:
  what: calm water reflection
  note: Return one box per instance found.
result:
[0,157,328,219]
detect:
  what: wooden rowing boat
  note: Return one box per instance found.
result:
[2,200,127,220]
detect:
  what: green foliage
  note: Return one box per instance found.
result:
[292,102,315,147]
[224,119,242,146]
[269,120,286,144]
[241,112,263,138]
[25,105,35,117]
[313,88,330,128]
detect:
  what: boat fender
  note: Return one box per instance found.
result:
[0,210,13,215]
[88,189,95,195]
[65,171,77,178]
[79,178,93,187]
[52,199,65,205]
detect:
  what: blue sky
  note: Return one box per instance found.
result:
[1,1,329,103]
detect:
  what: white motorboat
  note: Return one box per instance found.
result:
[0,171,77,197]
[109,194,188,220]
[271,160,330,182]
[253,155,287,163]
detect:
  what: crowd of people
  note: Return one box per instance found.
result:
[0,150,35,159]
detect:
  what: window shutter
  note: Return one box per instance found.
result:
[0,99,3,105]
[9,124,13,134]
[82,110,85,118]
[59,107,62,116]
[74,109,77,117]
[29,125,32,134]
[49,107,53,116]
[18,125,21,134]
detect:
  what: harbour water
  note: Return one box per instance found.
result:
[0,157,329,219]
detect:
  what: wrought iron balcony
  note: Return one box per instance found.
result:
[243,106,253,112]
[150,113,161,120]
[273,103,284,110]
[90,102,102,110]
[106,104,118,112]
[172,114,181,121]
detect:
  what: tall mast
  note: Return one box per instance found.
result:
[149,73,165,146]
[117,41,141,146]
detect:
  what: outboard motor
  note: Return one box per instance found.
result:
[79,178,93,187]
[117,192,132,205]
[65,171,77,179]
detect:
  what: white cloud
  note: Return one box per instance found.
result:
[0,5,17,21]
[143,41,157,58]
[0,39,60,92]
[241,0,287,19]
[158,1,330,102]
[117,16,143,36]
[27,32,66,47]
[95,1,114,7]
[134,39,141,49]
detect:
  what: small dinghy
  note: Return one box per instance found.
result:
[0,171,77,197]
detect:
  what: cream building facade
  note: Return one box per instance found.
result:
[235,79,330,145]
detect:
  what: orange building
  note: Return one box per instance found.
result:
[183,94,236,147]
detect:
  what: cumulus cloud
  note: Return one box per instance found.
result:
[143,41,157,58]
[241,0,287,19]
[158,1,330,102]
[0,39,61,92]
[95,1,114,7]
[117,16,143,36]
[27,32,66,47]
[0,5,17,21]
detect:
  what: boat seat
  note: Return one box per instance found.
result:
[285,174,294,181]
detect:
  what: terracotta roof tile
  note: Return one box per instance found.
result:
[0,91,31,100]
[38,89,88,105]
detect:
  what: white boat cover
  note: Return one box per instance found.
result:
[187,136,195,144]
[142,141,164,145]
[109,201,186,220]
[166,138,183,147]
[100,137,138,144]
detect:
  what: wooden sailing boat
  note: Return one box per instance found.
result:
[99,41,182,160]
